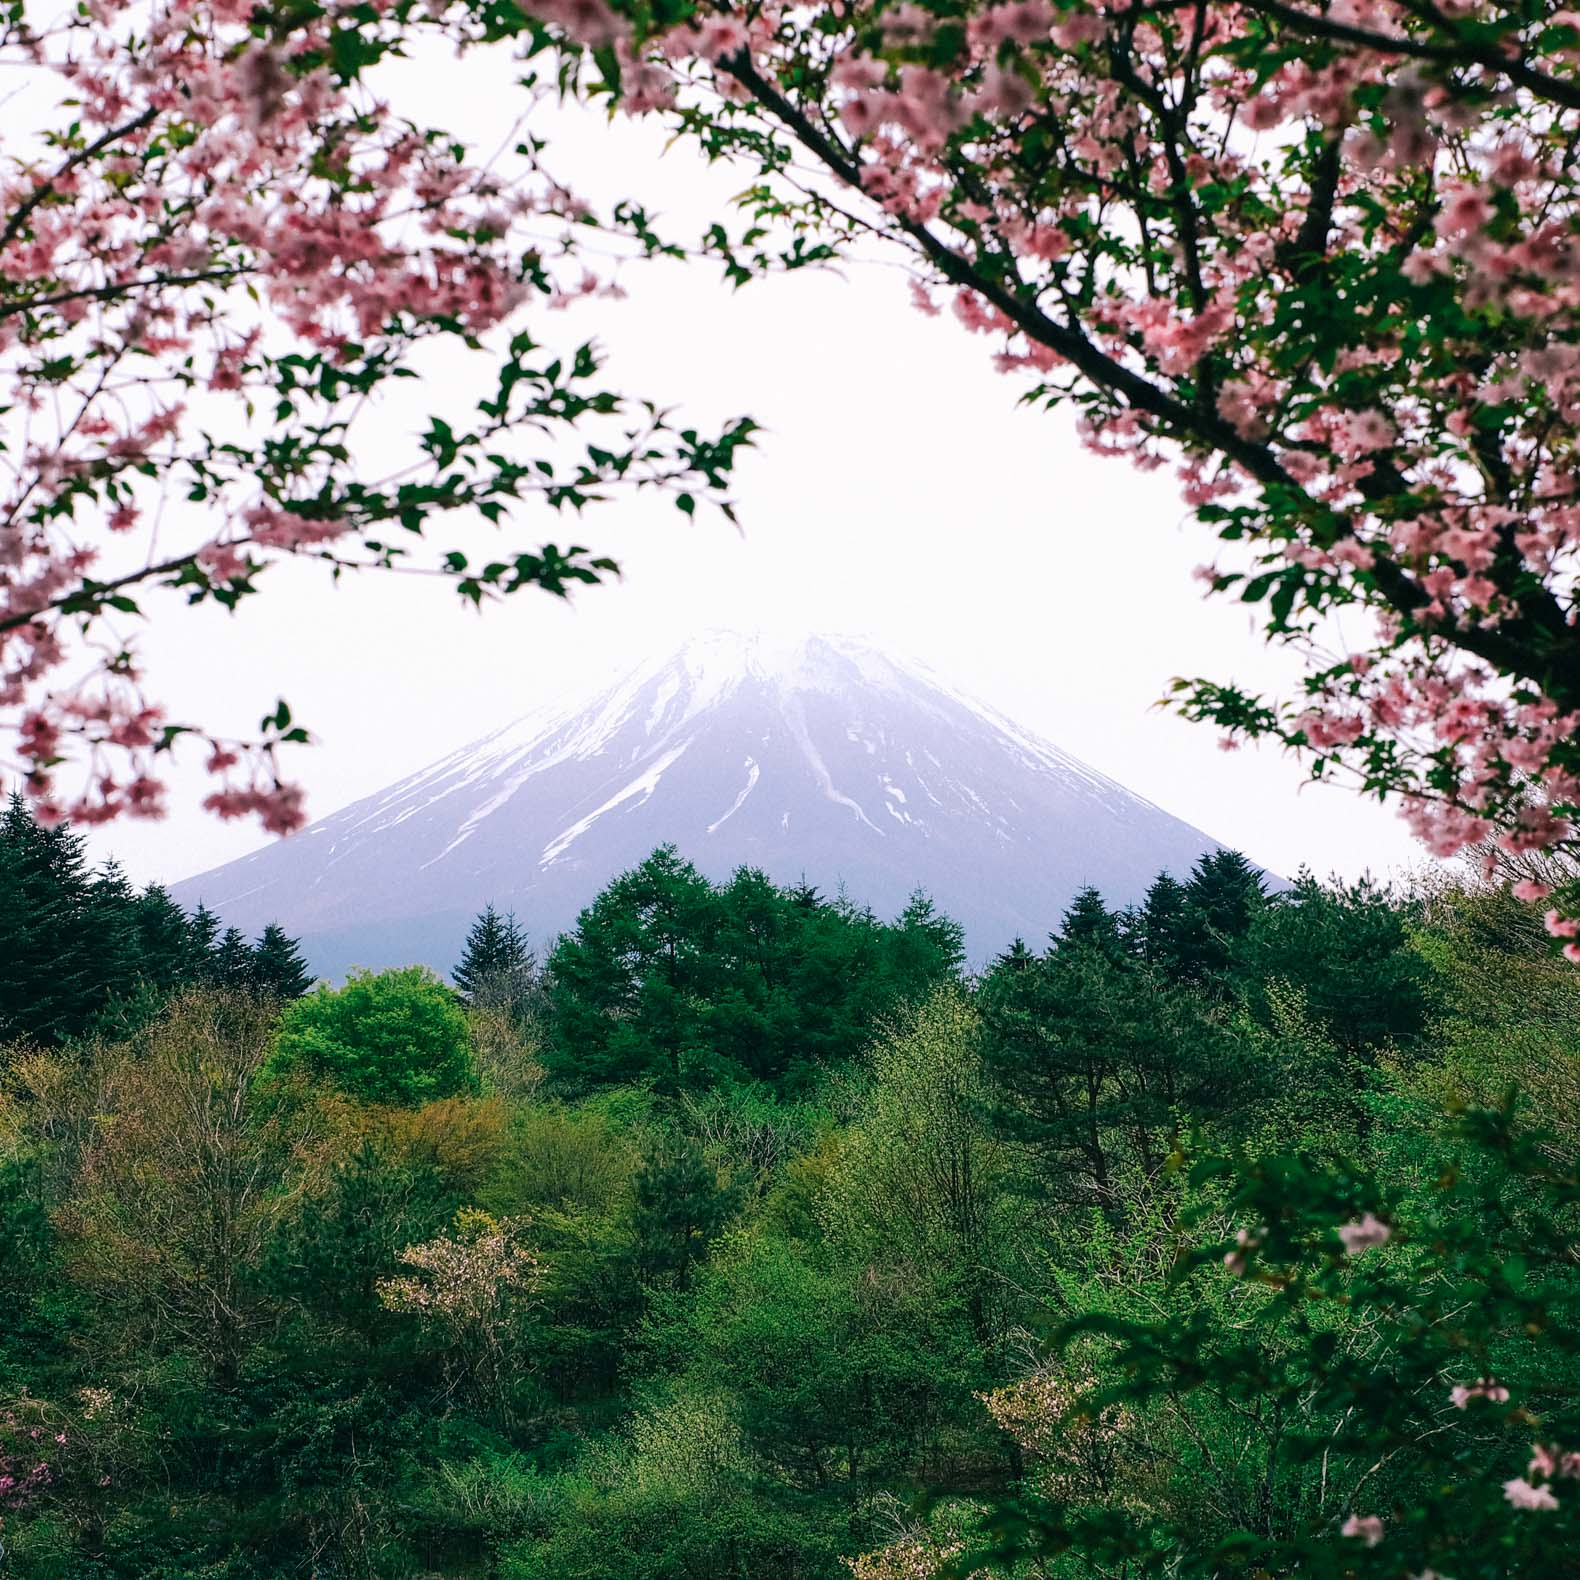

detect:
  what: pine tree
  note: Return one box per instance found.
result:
[994,937,1037,972]
[1136,871,1192,981]
[786,878,823,911]
[135,885,198,993]
[1054,885,1128,962]
[452,904,534,1008]
[1231,873,1432,1055]
[891,890,967,987]
[0,793,94,1044]
[213,927,257,989]
[251,923,312,999]
[81,860,145,1014]
[187,903,222,981]
[1180,849,1268,981]
[631,1134,737,1288]
[980,934,1239,1214]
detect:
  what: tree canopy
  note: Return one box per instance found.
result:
[544,846,965,1090]
[268,965,476,1106]
[1,839,1576,1577]
[0,793,309,1043]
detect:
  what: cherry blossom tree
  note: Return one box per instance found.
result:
[22,0,1580,939]
[0,0,755,831]
[378,1206,543,1424]
[492,0,1580,935]
[835,1102,1580,1579]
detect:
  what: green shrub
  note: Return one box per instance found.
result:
[267,966,474,1106]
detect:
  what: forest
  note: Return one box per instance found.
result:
[1,800,1577,1578]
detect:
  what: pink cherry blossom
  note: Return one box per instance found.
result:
[1341,1514,1384,1546]
[1337,1214,1391,1254]
[1449,1378,1509,1409]
[1504,1477,1559,1512]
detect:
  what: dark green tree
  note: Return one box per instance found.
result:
[213,926,257,989]
[1232,874,1432,1056]
[134,884,201,994]
[187,903,223,981]
[78,860,144,1018]
[1053,885,1129,962]
[631,1134,738,1289]
[252,922,313,1000]
[546,847,728,1090]
[452,903,536,1015]
[1135,870,1193,980]
[0,792,93,1043]
[979,938,1242,1213]
[993,937,1036,972]
[890,889,967,992]
[1179,848,1269,982]
[263,1141,454,1338]
[546,848,965,1092]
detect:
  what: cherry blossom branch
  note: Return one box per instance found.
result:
[0,106,157,252]
[0,269,249,322]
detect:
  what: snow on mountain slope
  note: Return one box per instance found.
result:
[173,631,1231,977]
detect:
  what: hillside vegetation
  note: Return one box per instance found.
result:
[2,824,1577,1577]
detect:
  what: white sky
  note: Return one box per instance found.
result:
[78,50,1430,895]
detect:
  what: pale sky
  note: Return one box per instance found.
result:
[79,52,1430,896]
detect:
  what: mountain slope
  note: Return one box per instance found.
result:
[174,631,1232,976]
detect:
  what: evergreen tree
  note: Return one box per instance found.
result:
[1136,870,1192,981]
[135,885,199,993]
[213,927,257,989]
[251,923,312,999]
[452,904,535,1012]
[547,849,967,1093]
[0,792,94,1043]
[1179,848,1268,981]
[262,1141,454,1339]
[994,936,1036,972]
[1054,885,1129,962]
[1231,873,1433,1055]
[785,878,823,911]
[890,889,967,990]
[187,903,223,981]
[547,847,725,1090]
[631,1134,738,1288]
[979,939,1241,1214]
[80,860,144,1014]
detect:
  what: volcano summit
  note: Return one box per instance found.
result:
[174,631,1231,977]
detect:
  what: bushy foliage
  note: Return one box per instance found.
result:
[1,851,1574,1578]
[268,966,476,1106]
[545,848,965,1091]
[963,1106,1580,1580]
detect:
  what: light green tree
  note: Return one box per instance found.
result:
[267,966,475,1107]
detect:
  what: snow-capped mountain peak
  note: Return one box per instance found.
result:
[174,631,1227,978]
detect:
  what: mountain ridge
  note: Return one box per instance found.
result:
[173,631,1234,977]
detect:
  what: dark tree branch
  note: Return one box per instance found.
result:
[0,108,159,253]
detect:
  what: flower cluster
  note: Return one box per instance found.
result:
[2,0,752,829]
[1507,1442,1580,1511]
[1336,1211,1392,1254]
[846,1529,966,1580]
[0,1390,105,1510]
[377,1208,542,1333]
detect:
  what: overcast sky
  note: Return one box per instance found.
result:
[78,55,1430,895]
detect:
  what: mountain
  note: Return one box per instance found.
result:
[173,631,1233,977]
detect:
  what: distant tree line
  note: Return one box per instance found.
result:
[0,793,312,1045]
